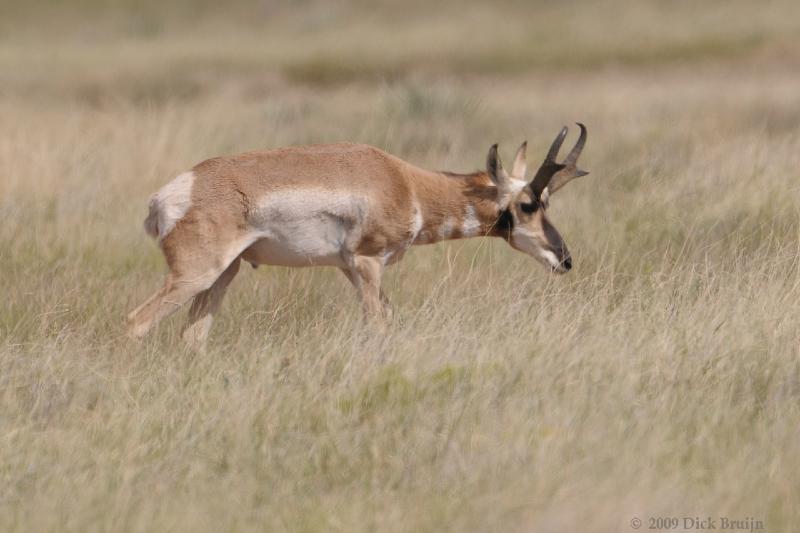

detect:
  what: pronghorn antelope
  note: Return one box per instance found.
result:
[127,124,589,348]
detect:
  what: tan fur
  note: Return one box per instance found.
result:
[127,140,585,348]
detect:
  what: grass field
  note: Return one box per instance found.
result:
[2,1,800,531]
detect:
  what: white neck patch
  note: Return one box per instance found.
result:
[462,205,482,237]
[439,216,455,240]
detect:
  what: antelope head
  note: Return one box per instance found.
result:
[487,123,589,273]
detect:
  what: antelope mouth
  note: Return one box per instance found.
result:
[542,248,572,273]
[537,248,571,273]
[554,256,572,273]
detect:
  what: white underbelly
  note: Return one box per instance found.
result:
[242,218,348,268]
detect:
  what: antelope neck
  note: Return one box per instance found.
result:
[406,168,513,245]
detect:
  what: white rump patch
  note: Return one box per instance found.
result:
[146,171,195,241]
[461,205,481,237]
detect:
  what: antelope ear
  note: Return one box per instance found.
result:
[540,186,551,209]
[511,141,527,179]
[486,143,506,184]
[487,143,515,208]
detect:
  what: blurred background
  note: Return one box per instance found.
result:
[3,1,800,532]
[4,0,800,107]
[4,0,800,249]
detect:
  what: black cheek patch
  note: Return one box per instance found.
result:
[496,209,514,240]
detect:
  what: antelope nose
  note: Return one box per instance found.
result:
[562,257,572,271]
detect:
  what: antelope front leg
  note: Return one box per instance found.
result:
[346,256,387,323]
[339,267,393,321]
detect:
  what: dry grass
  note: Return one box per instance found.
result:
[2,1,800,531]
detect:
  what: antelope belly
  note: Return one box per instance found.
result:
[242,217,347,267]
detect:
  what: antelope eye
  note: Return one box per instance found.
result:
[520,201,538,214]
